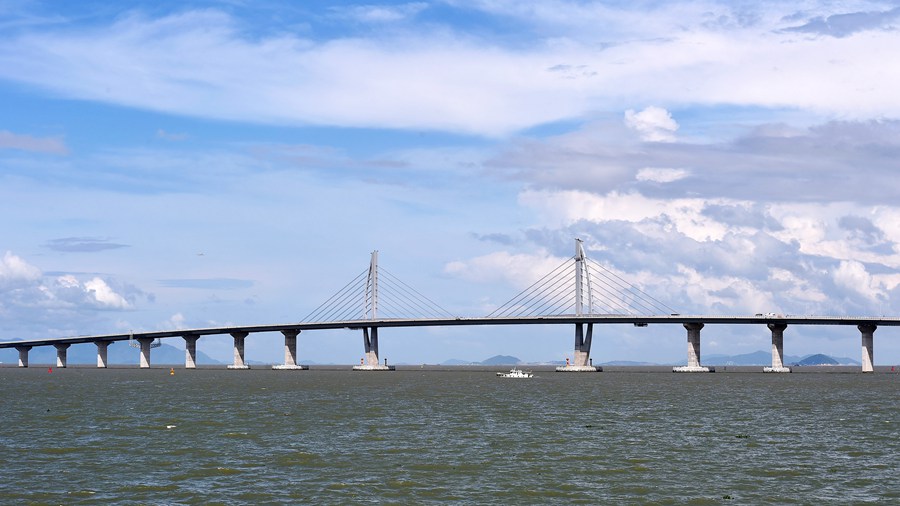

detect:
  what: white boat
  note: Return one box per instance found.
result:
[496,367,533,378]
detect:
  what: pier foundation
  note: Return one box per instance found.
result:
[54,343,70,368]
[138,337,154,368]
[16,345,31,368]
[859,324,876,373]
[763,323,791,373]
[556,323,601,372]
[227,332,250,369]
[673,323,713,372]
[96,341,111,368]
[273,329,307,370]
[353,327,395,371]
[183,335,199,369]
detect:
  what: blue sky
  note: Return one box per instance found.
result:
[3,0,900,365]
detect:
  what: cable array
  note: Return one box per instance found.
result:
[486,255,677,318]
[584,258,677,316]
[302,267,455,322]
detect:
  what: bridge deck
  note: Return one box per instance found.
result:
[2,315,898,349]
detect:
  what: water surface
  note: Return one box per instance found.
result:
[1,367,897,504]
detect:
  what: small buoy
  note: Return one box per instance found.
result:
[170,368,175,375]
[48,367,52,373]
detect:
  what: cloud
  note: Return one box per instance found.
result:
[84,277,131,308]
[783,7,900,38]
[0,5,899,136]
[635,167,688,183]
[495,182,900,318]
[624,107,679,142]
[488,118,900,206]
[0,252,142,337]
[833,260,883,303]
[0,130,68,154]
[0,251,42,288]
[44,237,130,253]
[332,2,428,23]
[445,250,568,289]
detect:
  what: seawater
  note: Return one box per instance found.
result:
[0,367,898,504]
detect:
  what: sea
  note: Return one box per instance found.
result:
[0,366,897,504]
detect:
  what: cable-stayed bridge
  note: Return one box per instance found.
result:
[1,240,897,373]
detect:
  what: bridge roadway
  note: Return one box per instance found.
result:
[2,314,897,372]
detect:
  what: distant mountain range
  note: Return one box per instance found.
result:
[441,351,861,367]
[701,350,860,366]
[442,355,523,365]
[0,342,223,365]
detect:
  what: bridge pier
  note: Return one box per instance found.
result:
[15,345,31,367]
[183,335,199,369]
[54,343,70,368]
[96,341,111,368]
[859,324,876,373]
[353,327,395,370]
[556,323,601,372]
[273,329,307,370]
[763,323,791,372]
[227,332,250,369]
[673,323,713,372]
[137,337,154,368]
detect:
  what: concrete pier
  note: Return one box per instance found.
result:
[763,323,791,373]
[138,337,154,368]
[183,335,199,369]
[673,323,713,372]
[227,331,250,369]
[54,343,70,368]
[96,341,111,368]
[859,324,876,373]
[353,327,395,370]
[15,345,31,368]
[273,329,307,370]
[556,323,601,372]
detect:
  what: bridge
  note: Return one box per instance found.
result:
[1,240,896,372]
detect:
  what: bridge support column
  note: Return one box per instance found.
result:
[16,345,31,368]
[273,329,307,370]
[137,338,154,368]
[674,323,713,372]
[556,323,601,372]
[859,324,876,373]
[54,343,70,368]
[763,323,791,372]
[183,335,199,369]
[227,332,250,369]
[353,327,395,371]
[96,341,111,368]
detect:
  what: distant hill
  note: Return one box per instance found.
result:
[480,355,521,365]
[701,350,859,366]
[796,353,839,366]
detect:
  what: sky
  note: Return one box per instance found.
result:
[2,0,900,365]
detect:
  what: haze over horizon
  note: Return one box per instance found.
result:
[3,1,900,365]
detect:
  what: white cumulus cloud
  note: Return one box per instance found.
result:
[624,106,679,142]
[636,167,688,183]
[84,277,131,309]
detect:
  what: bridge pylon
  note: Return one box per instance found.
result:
[557,239,601,372]
[353,251,395,371]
